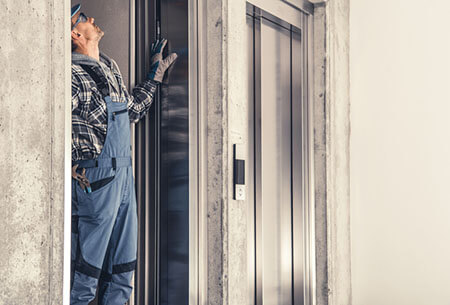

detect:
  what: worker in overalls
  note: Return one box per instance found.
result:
[70,4,177,304]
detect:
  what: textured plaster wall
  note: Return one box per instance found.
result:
[0,0,69,304]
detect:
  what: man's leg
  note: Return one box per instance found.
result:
[98,169,138,305]
[71,169,121,305]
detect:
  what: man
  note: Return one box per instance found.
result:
[70,4,177,304]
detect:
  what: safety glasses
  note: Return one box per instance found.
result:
[72,12,88,30]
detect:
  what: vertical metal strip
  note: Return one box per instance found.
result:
[145,3,152,305]
[306,12,316,305]
[188,0,200,302]
[246,8,256,305]
[128,1,136,303]
[253,7,262,305]
[155,2,161,304]
[252,13,256,304]
[134,0,145,303]
[301,12,309,305]
[290,23,295,305]
[197,0,209,303]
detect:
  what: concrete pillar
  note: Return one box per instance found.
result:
[198,0,249,303]
[0,0,70,303]
[313,0,351,305]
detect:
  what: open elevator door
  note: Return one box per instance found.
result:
[74,0,189,304]
[134,0,189,304]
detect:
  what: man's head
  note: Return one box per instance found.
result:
[71,4,104,52]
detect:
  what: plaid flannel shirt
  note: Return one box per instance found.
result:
[72,52,157,161]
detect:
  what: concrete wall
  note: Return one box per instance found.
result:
[313,1,351,304]
[0,0,69,304]
[198,0,249,303]
[350,1,450,304]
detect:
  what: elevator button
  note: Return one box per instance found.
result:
[236,185,246,201]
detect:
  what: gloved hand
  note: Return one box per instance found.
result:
[147,38,178,83]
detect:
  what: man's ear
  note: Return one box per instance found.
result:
[71,30,81,41]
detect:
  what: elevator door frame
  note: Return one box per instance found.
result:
[246,3,316,305]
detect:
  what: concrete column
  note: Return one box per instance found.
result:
[0,0,70,303]
[199,0,249,304]
[313,0,351,305]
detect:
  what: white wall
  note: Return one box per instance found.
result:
[350,1,450,304]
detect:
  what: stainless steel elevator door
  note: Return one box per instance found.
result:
[247,4,311,305]
[260,17,293,305]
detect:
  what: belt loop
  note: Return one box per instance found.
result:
[95,160,98,167]
[112,157,117,170]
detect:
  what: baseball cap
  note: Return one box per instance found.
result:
[71,4,81,18]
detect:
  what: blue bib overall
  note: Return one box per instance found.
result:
[71,67,137,305]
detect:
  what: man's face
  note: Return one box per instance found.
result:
[71,12,104,43]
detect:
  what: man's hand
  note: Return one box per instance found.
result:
[147,38,178,83]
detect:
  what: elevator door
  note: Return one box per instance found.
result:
[134,0,189,304]
[247,4,312,305]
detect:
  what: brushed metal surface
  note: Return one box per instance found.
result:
[260,17,293,305]
[247,4,315,305]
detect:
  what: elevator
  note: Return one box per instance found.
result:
[246,2,315,305]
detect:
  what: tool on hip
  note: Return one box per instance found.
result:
[147,38,178,83]
[72,164,92,193]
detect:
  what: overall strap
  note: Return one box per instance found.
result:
[79,64,110,98]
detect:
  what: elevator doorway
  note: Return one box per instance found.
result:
[74,0,190,304]
[246,3,315,305]
[134,0,189,304]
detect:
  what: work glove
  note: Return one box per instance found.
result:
[147,38,178,83]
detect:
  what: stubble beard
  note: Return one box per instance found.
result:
[94,24,104,41]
